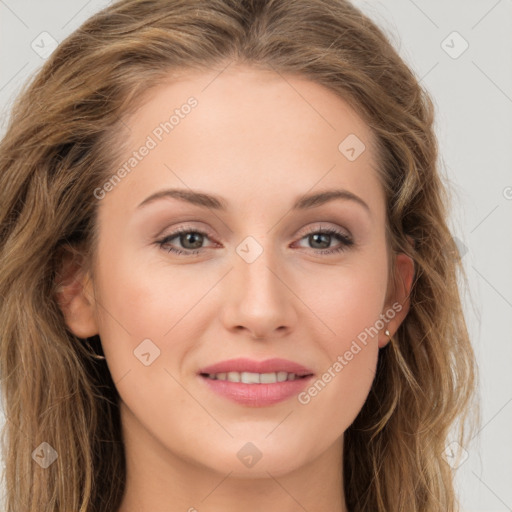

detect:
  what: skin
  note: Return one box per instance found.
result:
[58,64,414,512]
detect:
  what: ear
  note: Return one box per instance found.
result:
[378,242,415,349]
[54,246,99,339]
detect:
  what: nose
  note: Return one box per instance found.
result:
[220,240,298,341]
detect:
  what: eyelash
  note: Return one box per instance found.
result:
[156,225,354,257]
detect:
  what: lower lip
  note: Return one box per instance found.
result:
[199,375,314,407]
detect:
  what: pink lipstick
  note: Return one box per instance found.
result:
[198,357,314,407]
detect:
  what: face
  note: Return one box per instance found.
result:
[63,65,413,479]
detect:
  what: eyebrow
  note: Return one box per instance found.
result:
[137,187,371,214]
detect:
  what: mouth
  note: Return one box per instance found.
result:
[197,358,315,407]
[199,371,313,383]
[197,356,314,378]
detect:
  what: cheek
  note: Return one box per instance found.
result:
[298,341,379,442]
[91,244,220,390]
[94,244,198,337]
[307,253,388,350]
[90,247,171,376]
[297,254,387,415]
[297,270,384,434]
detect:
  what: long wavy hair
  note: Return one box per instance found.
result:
[0,0,478,510]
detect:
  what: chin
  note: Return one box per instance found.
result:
[191,436,312,478]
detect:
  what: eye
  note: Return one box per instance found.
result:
[293,225,354,255]
[155,224,354,257]
[156,226,215,256]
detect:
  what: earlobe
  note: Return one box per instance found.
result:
[54,247,99,339]
[379,251,415,349]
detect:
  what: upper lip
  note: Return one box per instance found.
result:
[199,357,314,377]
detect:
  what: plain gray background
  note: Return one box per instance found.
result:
[1,1,511,510]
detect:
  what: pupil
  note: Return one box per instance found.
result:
[311,233,329,249]
[182,232,203,249]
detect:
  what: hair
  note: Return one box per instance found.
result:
[0,0,478,510]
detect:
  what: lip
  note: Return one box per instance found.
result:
[198,357,315,407]
[198,357,314,377]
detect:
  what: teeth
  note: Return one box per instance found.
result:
[277,371,288,382]
[259,372,277,384]
[242,371,260,384]
[206,371,303,383]
[227,371,240,382]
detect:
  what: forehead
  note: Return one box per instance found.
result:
[104,64,384,219]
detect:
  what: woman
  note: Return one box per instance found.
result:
[0,0,477,510]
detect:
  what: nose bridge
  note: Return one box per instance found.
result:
[236,237,277,295]
[236,234,283,304]
[223,233,296,337]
